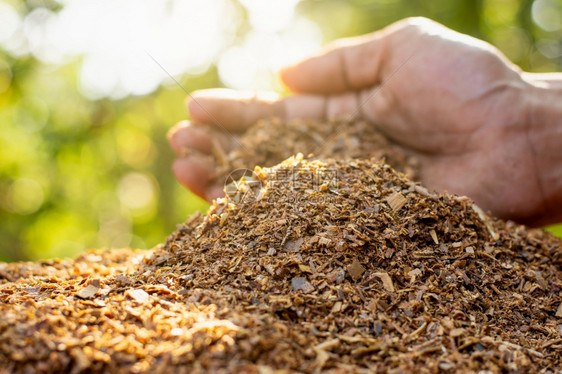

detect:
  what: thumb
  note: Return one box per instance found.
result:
[280,31,388,95]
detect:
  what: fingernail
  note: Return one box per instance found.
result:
[166,120,189,141]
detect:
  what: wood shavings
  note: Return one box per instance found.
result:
[472,203,500,240]
[0,120,560,373]
[211,118,420,183]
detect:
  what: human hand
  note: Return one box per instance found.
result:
[168,17,555,226]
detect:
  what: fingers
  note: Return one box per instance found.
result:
[168,120,234,156]
[168,121,233,202]
[172,156,223,201]
[187,89,285,132]
[185,88,379,130]
[279,17,441,95]
[522,72,562,90]
[280,31,387,95]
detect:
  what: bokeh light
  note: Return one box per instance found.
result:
[218,19,322,90]
[5,178,44,215]
[532,0,562,32]
[118,172,158,218]
[0,2,20,46]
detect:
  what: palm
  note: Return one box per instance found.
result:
[336,20,539,221]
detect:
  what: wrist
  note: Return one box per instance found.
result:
[523,75,562,226]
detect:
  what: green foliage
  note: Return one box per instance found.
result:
[0,0,561,261]
[546,225,562,238]
[0,56,213,261]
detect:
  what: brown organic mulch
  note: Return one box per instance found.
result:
[0,120,560,373]
[210,118,419,184]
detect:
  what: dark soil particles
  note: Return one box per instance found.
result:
[0,119,560,373]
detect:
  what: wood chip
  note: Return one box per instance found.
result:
[450,328,465,337]
[291,277,314,293]
[284,237,303,252]
[126,289,150,304]
[408,269,422,283]
[429,229,439,244]
[373,272,395,292]
[347,259,366,281]
[75,279,100,299]
[298,264,313,274]
[314,338,340,351]
[386,192,407,212]
[331,301,343,313]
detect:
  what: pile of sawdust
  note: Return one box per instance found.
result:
[0,120,560,373]
[211,118,419,183]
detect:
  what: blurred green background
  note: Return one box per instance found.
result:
[0,0,561,261]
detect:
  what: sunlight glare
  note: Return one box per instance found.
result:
[218,12,322,90]
[240,0,300,32]
[532,0,562,32]
[0,2,19,44]
[0,0,321,98]
[12,0,230,99]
